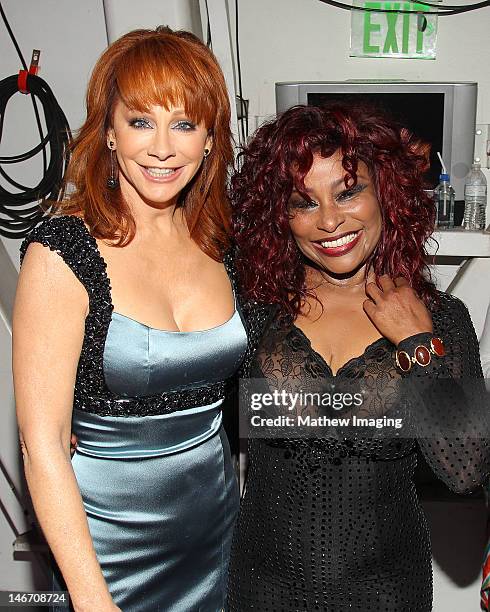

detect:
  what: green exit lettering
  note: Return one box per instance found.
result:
[363,2,429,55]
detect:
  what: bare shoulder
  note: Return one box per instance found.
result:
[14,241,88,445]
[17,242,88,318]
[13,242,88,428]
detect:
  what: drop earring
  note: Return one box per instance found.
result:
[106,141,119,189]
[199,149,210,194]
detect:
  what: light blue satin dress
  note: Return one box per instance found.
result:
[67,308,247,611]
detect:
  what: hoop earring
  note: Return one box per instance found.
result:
[106,142,119,189]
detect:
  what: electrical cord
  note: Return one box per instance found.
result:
[0,2,71,239]
[204,0,212,48]
[234,0,248,145]
[0,2,47,175]
[204,1,246,146]
[318,0,490,16]
[0,74,71,238]
[406,0,490,9]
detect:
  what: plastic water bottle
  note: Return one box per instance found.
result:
[434,174,455,229]
[464,162,487,230]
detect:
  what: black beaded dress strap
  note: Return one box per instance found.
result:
[21,215,113,398]
[20,216,266,417]
[223,250,276,381]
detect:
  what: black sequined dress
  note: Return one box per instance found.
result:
[228,293,489,611]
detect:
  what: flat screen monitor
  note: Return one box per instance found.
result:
[276,81,477,201]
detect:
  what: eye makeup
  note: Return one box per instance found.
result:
[288,182,368,210]
[288,197,319,211]
[172,120,197,131]
[335,183,368,202]
[129,117,152,129]
[126,116,197,132]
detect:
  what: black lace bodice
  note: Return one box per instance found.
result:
[20,215,270,417]
[228,292,489,611]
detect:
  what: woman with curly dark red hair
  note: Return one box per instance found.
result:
[227,104,489,611]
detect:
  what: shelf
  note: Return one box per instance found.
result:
[427,228,490,257]
[13,529,48,553]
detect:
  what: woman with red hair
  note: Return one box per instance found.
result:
[227,104,489,611]
[13,27,264,611]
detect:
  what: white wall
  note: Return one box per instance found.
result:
[237,0,490,125]
[0,0,108,590]
[0,0,109,269]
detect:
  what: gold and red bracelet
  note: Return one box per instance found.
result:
[395,337,445,373]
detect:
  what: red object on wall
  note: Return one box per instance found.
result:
[17,49,40,94]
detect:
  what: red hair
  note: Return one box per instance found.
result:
[54,27,232,260]
[231,103,437,321]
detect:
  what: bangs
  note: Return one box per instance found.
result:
[114,37,217,127]
[288,134,360,196]
[287,133,339,192]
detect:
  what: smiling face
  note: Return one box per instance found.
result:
[288,150,382,281]
[109,100,212,209]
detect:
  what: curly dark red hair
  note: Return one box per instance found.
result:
[231,103,437,321]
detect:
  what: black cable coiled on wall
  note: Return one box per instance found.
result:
[0,72,71,239]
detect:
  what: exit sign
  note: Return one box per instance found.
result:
[350,1,438,59]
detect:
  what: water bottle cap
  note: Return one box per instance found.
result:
[440,173,449,181]
[472,162,481,169]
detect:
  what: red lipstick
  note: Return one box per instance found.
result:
[312,231,362,257]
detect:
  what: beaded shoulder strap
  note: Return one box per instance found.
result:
[223,250,274,379]
[19,222,247,416]
[20,215,114,396]
[19,224,267,416]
